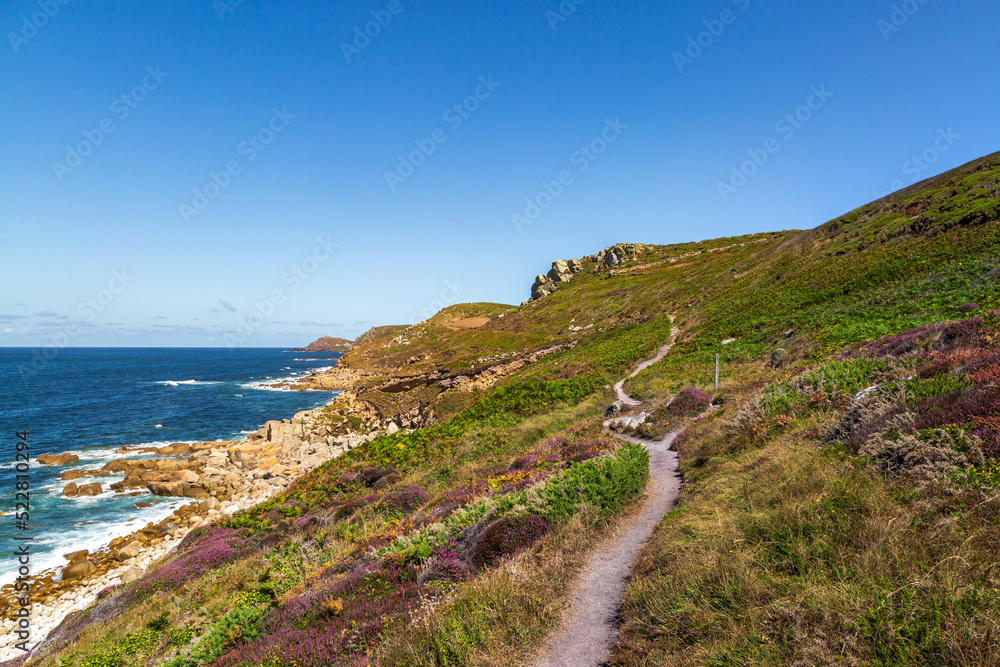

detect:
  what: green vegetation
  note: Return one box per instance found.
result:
[31,153,1000,667]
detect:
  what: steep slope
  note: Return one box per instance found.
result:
[11,153,1000,667]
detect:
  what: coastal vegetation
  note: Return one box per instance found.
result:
[10,153,1000,666]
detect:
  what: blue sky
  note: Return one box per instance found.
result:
[1,0,997,347]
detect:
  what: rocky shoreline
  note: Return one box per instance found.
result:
[0,336,577,659]
[0,391,382,660]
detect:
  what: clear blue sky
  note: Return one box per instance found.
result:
[1,0,997,347]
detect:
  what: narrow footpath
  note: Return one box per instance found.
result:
[532,321,682,667]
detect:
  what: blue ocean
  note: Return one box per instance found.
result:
[0,348,340,585]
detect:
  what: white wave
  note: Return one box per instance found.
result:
[0,499,194,585]
[238,366,334,392]
[74,447,130,461]
[240,381,312,393]
[155,380,222,387]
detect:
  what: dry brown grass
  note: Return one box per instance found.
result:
[378,500,645,667]
[609,368,1000,667]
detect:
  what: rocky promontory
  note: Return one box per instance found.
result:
[294,336,353,353]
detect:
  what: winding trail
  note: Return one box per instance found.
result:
[612,330,676,406]
[532,321,683,667]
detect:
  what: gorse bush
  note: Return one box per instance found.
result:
[75,630,159,667]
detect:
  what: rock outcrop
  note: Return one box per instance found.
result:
[531,259,584,299]
[530,245,647,300]
[588,243,644,269]
[37,453,80,466]
[77,483,103,497]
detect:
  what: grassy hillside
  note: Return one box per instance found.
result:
[17,152,1000,667]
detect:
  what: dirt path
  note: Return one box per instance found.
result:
[612,322,679,405]
[531,322,683,667]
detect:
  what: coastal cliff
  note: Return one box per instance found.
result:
[6,153,1000,667]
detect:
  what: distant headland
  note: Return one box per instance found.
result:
[294,336,353,353]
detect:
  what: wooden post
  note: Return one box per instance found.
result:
[715,354,720,392]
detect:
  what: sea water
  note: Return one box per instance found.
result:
[0,348,340,585]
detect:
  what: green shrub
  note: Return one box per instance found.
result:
[164,592,271,667]
[540,443,650,521]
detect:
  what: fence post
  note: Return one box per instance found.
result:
[715,354,720,392]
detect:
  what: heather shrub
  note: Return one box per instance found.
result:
[964,350,1000,383]
[667,387,712,416]
[418,540,468,584]
[214,563,421,666]
[863,311,1000,357]
[466,514,552,571]
[508,453,539,470]
[377,485,429,516]
[864,322,949,356]
[914,385,1000,431]
[128,528,256,603]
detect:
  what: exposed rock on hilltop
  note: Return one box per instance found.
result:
[590,243,645,269]
[530,244,647,300]
[531,259,583,299]
[296,336,353,352]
